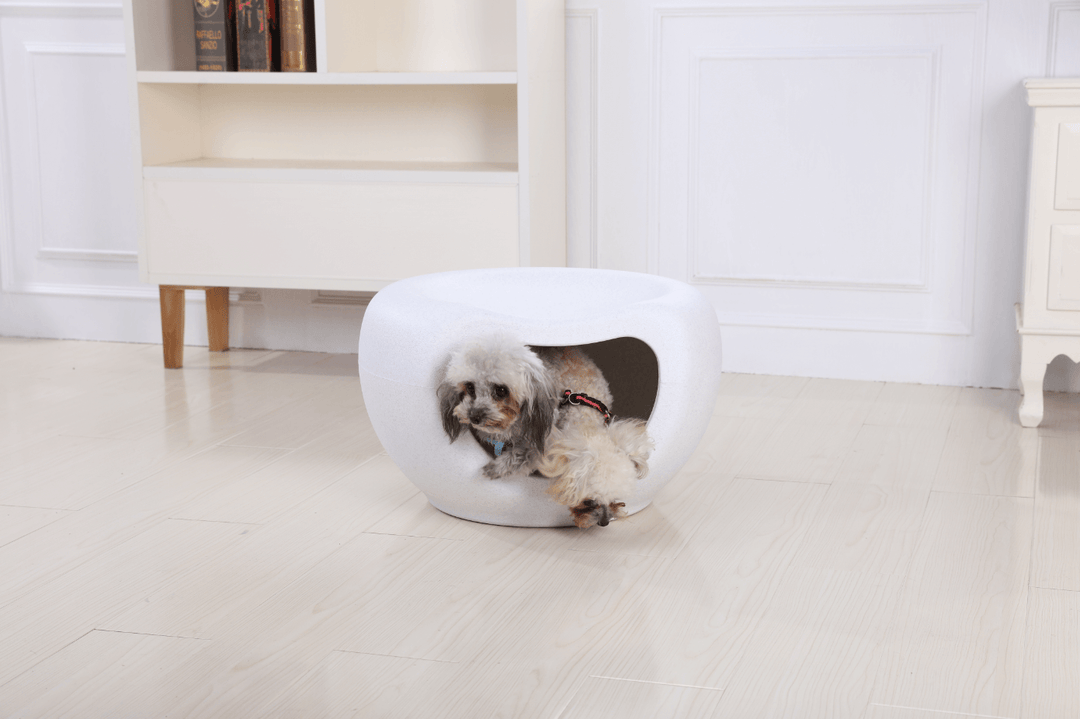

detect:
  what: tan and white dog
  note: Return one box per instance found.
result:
[438,335,653,528]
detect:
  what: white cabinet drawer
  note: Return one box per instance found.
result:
[1056,123,1080,211]
[1049,225,1080,311]
[142,179,520,289]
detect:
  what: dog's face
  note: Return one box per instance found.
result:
[437,336,554,446]
[449,377,521,434]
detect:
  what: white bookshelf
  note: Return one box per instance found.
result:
[121,0,565,364]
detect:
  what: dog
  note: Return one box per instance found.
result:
[437,333,557,480]
[532,346,653,528]
[437,335,653,528]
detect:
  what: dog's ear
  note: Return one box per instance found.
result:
[437,381,463,442]
[519,357,556,451]
[519,395,554,452]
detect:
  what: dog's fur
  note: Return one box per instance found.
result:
[437,336,653,528]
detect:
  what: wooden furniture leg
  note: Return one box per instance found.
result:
[205,287,230,352]
[158,285,230,368]
[159,285,186,369]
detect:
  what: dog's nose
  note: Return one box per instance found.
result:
[469,409,485,424]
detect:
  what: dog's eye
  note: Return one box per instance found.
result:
[464,382,475,398]
[493,384,509,399]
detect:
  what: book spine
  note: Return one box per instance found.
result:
[279,0,316,72]
[193,0,236,72]
[237,0,279,71]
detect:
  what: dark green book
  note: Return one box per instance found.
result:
[193,0,236,71]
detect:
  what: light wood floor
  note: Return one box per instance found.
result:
[0,338,1077,719]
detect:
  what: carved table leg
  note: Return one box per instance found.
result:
[159,285,186,369]
[1018,335,1050,427]
[205,287,230,352]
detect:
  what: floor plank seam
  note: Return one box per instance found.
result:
[1026,440,1044,595]
[586,675,725,692]
[219,443,304,451]
[92,628,212,641]
[1030,583,1080,594]
[917,411,958,487]
[354,489,424,534]
[867,702,1013,719]
[1017,600,1035,719]
[1020,437,1042,719]
[332,649,459,664]
[732,475,833,486]
[0,628,96,690]
[927,489,1036,500]
[360,531,465,542]
[0,503,70,511]
[566,548,672,559]
[167,517,264,526]
[73,440,238,509]
[885,486,937,626]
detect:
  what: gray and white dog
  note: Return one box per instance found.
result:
[437,334,653,528]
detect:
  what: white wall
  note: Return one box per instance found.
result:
[1,0,1078,391]
[566,0,1080,392]
[0,0,369,355]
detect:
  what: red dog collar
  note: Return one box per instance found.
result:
[560,390,612,425]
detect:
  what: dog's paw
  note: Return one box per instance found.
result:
[570,499,626,528]
[482,460,510,479]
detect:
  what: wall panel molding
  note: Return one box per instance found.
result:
[1047,2,1080,76]
[566,8,599,268]
[23,39,128,273]
[19,282,156,299]
[708,310,970,337]
[649,3,985,336]
[0,6,138,299]
[686,45,939,293]
[37,248,136,263]
[0,2,120,17]
[650,4,986,21]
[24,39,123,54]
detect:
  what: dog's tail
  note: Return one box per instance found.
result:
[607,417,653,479]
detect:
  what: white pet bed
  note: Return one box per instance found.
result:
[357,267,722,527]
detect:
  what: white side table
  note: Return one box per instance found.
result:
[1018,79,1080,427]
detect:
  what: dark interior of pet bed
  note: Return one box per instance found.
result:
[531,337,658,422]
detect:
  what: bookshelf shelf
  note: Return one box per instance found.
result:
[136,71,519,86]
[124,0,565,367]
[143,158,519,185]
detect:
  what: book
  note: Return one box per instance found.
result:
[237,0,279,71]
[279,0,316,72]
[193,0,236,72]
